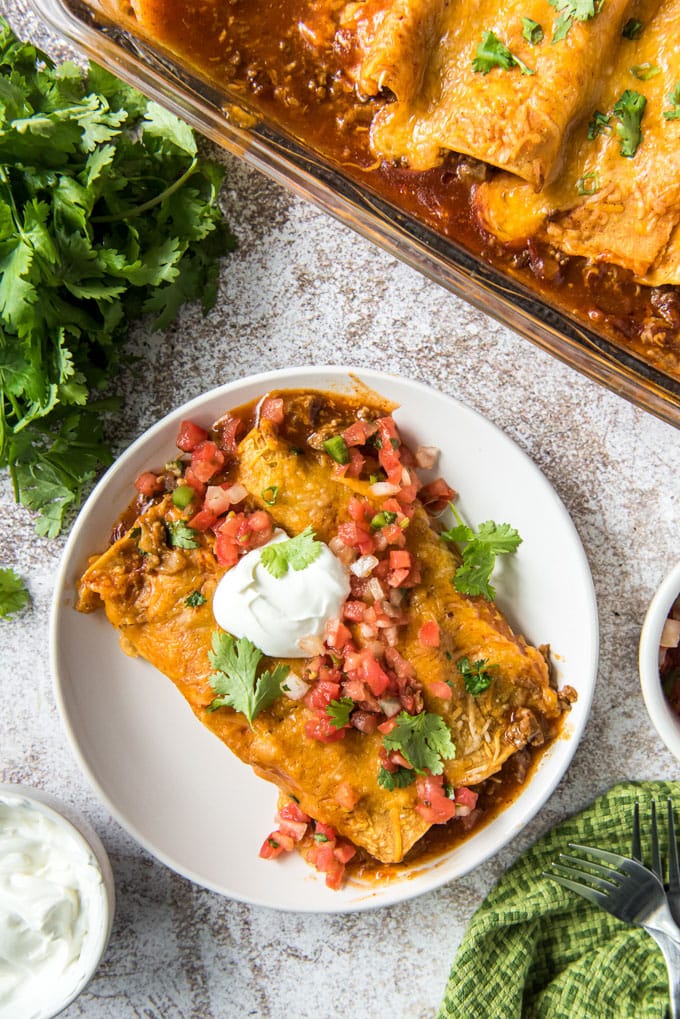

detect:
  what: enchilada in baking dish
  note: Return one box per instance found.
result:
[77,388,575,885]
[108,0,680,373]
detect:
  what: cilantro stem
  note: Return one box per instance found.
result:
[91,155,199,223]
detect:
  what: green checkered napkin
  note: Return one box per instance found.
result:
[438,782,680,1019]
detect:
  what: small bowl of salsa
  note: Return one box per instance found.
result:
[639,561,680,761]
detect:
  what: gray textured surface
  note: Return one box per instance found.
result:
[1,2,679,1016]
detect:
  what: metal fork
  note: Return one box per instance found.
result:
[632,799,680,927]
[548,842,680,1018]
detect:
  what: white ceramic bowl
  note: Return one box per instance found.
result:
[51,366,598,912]
[639,560,680,761]
[0,783,115,1018]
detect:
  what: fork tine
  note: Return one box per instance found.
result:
[567,842,639,871]
[546,871,609,910]
[668,798,680,894]
[651,800,664,881]
[631,800,642,862]
[552,857,621,894]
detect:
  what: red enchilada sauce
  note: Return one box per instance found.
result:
[119,0,680,379]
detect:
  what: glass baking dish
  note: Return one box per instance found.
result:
[29,0,680,428]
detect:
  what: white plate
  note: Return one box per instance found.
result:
[51,367,598,912]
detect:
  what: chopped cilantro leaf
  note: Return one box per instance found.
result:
[612,89,646,157]
[622,18,643,39]
[441,505,522,600]
[457,656,497,695]
[549,0,601,43]
[587,110,611,139]
[370,510,397,529]
[314,833,330,843]
[0,567,29,619]
[185,590,206,607]
[208,632,288,726]
[663,82,680,121]
[166,520,200,549]
[472,31,535,76]
[522,18,544,44]
[327,696,354,729]
[382,711,455,775]
[260,526,322,578]
[378,765,417,791]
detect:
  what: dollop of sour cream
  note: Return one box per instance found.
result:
[0,795,107,1019]
[212,530,350,657]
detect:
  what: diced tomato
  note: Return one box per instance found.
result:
[335,782,361,809]
[419,478,456,514]
[429,680,452,700]
[304,679,341,712]
[342,420,377,446]
[347,497,369,523]
[361,653,391,696]
[389,550,412,570]
[378,718,397,735]
[382,523,407,548]
[415,774,457,824]
[176,420,209,452]
[454,786,479,812]
[346,448,366,478]
[325,617,351,650]
[215,531,239,567]
[259,830,294,859]
[377,416,399,444]
[418,620,440,647]
[337,521,375,555]
[333,841,357,864]
[275,814,308,842]
[279,801,311,824]
[183,465,206,498]
[304,715,346,743]
[343,600,367,622]
[396,484,419,506]
[260,396,285,425]
[134,471,164,497]
[315,821,337,841]
[190,441,225,483]
[188,507,219,531]
[248,510,273,533]
[388,568,410,588]
[350,710,378,734]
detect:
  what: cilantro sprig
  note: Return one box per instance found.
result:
[548,0,601,43]
[441,504,522,599]
[166,520,200,549]
[0,18,235,536]
[208,632,288,726]
[472,31,534,76]
[457,656,497,695]
[260,527,322,578]
[612,89,647,157]
[378,765,417,791]
[327,697,354,729]
[0,567,29,619]
[382,711,455,776]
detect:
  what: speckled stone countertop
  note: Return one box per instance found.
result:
[1,2,679,1016]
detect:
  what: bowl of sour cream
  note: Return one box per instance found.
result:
[0,784,115,1019]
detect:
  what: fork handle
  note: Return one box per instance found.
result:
[655,935,680,1019]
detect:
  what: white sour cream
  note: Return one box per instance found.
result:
[212,530,350,657]
[0,795,107,1019]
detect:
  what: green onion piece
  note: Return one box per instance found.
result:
[630,63,660,81]
[172,484,195,509]
[323,435,350,465]
[576,171,600,195]
[262,485,279,506]
[622,18,643,39]
[370,510,398,529]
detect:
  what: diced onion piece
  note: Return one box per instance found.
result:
[367,577,385,601]
[661,617,680,649]
[350,554,379,578]
[224,482,248,504]
[297,634,326,657]
[401,467,412,487]
[378,697,401,718]
[281,671,310,701]
[330,536,357,566]
[370,482,400,497]
[415,445,439,469]
[383,625,399,647]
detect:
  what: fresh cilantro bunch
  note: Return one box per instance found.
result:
[0,18,235,536]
